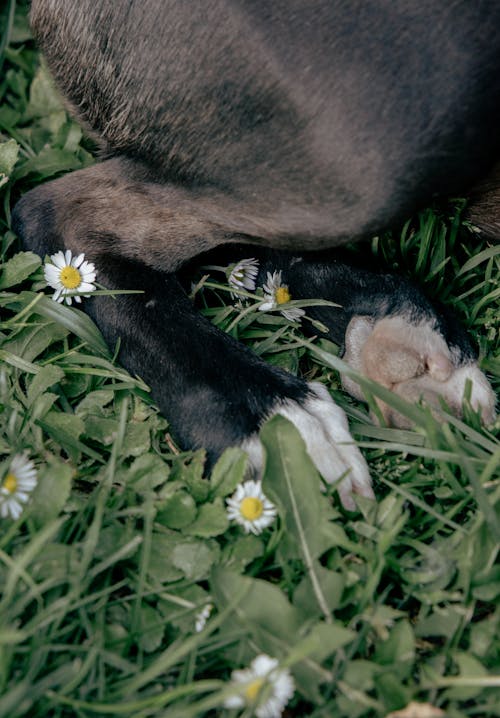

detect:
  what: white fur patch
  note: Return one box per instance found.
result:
[241,381,373,511]
[342,315,496,425]
[392,363,497,424]
[451,365,496,422]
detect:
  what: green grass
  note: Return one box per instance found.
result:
[1,3,499,717]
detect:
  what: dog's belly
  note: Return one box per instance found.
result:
[31,0,500,246]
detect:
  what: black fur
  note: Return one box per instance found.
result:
[252,249,477,362]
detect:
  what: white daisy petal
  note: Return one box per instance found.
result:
[252,655,279,674]
[8,502,22,520]
[259,270,304,322]
[227,258,260,298]
[224,653,295,718]
[80,259,96,275]
[44,250,97,304]
[194,603,213,632]
[14,492,30,502]
[226,480,277,534]
[282,307,305,322]
[43,265,60,284]
[0,454,38,521]
[50,251,67,269]
[262,270,284,299]
[259,300,275,312]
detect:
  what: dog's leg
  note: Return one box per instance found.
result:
[12,161,373,510]
[253,252,496,427]
[466,163,500,240]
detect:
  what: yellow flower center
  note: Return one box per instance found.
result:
[240,496,264,521]
[3,473,17,493]
[275,286,291,304]
[245,678,264,702]
[60,266,82,289]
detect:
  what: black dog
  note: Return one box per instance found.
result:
[12,1,498,508]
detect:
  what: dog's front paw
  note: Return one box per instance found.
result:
[243,382,374,511]
[342,315,496,427]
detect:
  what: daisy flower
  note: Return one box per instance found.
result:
[224,653,295,718]
[44,249,97,305]
[1,454,38,520]
[227,257,259,297]
[226,480,277,535]
[194,603,213,632]
[259,270,305,321]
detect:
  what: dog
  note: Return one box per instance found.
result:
[12,0,498,509]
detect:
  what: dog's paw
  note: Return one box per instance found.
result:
[242,382,374,511]
[342,315,496,427]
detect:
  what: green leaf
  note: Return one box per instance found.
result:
[137,603,165,653]
[27,364,64,406]
[261,415,335,620]
[375,672,411,712]
[220,534,264,570]
[209,447,248,497]
[30,543,76,582]
[157,491,197,529]
[343,659,381,693]
[0,138,19,186]
[171,539,221,581]
[2,321,68,364]
[446,653,489,701]
[148,534,220,584]
[183,498,229,537]
[31,456,73,527]
[75,389,114,417]
[0,251,41,289]
[92,524,142,563]
[415,605,462,639]
[84,416,150,456]
[293,563,345,618]
[374,620,415,679]
[146,537,184,584]
[17,292,110,357]
[212,568,354,701]
[24,62,64,119]
[122,421,151,457]
[212,566,302,643]
[16,145,84,180]
[125,453,169,491]
[172,451,208,502]
[41,411,85,463]
[291,622,356,699]
[157,585,210,632]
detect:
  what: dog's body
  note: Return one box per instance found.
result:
[13,1,499,507]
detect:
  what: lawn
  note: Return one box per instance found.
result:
[0,2,499,717]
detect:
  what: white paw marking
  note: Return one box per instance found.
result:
[392,363,497,424]
[241,381,374,511]
[342,315,496,425]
